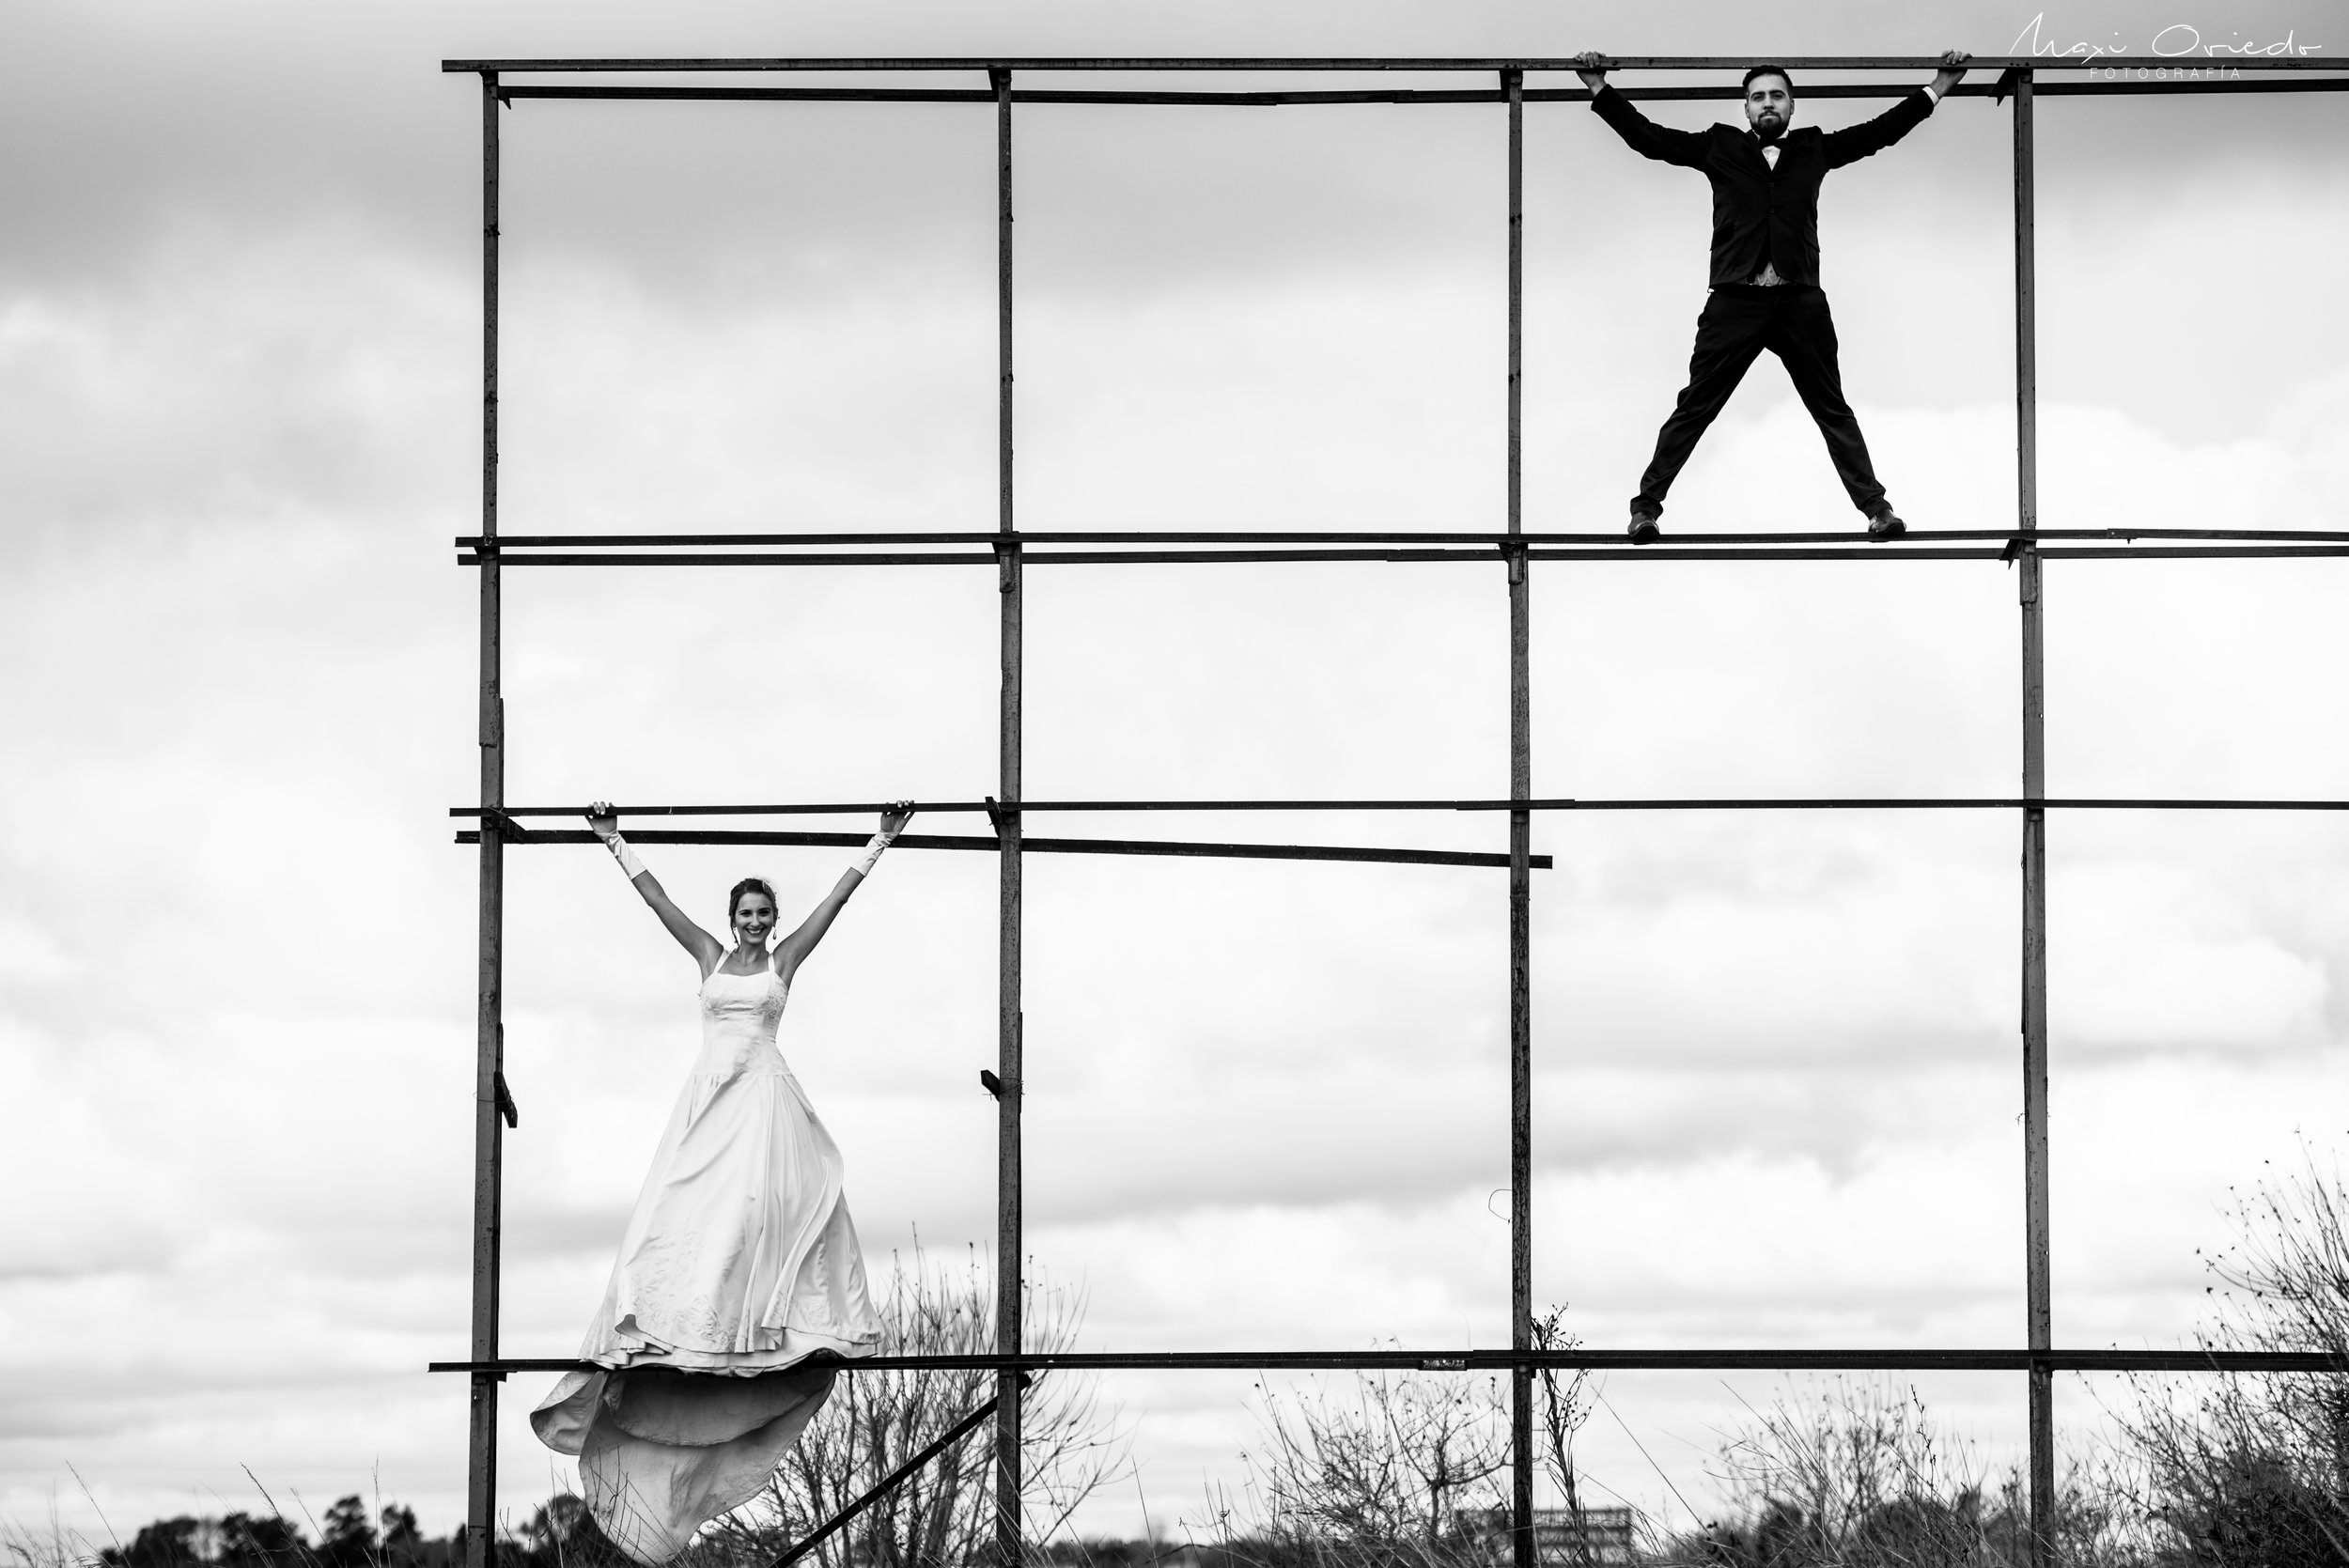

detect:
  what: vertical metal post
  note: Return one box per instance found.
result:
[989,65,1026,1568]
[2012,67,2056,1568]
[1501,66,1536,1568]
[465,69,506,1568]
[2012,71,2038,544]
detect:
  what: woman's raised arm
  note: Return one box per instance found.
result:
[588,801,724,975]
[773,802,912,986]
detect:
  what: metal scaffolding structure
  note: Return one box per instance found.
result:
[436,52,2349,1568]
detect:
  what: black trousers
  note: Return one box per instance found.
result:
[1631,284,1890,520]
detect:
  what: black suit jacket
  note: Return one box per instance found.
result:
[1591,85,1937,287]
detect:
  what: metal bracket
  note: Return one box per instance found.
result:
[2013,539,2041,604]
[979,1068,1004,1100]
[1993,66,2026,105]
[1502,542,1527,587]
[993,537,1020,595]
[479,805,528,844]
[494,1070,519,1129]
[984,795,1020,835]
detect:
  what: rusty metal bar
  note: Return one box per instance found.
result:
[430,1347,2349,1375]
[481,79,2349,105]
[456,544,2349,566]
[2013,67,2058,1568]
[1501,67,1536,1568]
[772,1377,1032,1568]
[443,54,2347,73]
[452,827,1553,872]
[989,65,1024,1568]
[457,797,2349,819]
[459,528,2349,547]
[2021,76,2349,95]
[2025,76,2349,95]
[463,70,505,1568]
[1540,545,2349,560]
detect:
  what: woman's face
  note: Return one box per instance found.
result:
[733,892,777,945]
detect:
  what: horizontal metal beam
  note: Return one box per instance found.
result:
[459,528,2349,549]
[488,79,2349,107]
[458,549,1507,567]
[2032,76,2349,95]
[428,1347,2346,1374]
[459,545,2349,567]
[455,826,1550,870]
[1532,546,2349,562]
[459,797,2349,818]
[443,55,2349,74]
[1532,549,2349,561]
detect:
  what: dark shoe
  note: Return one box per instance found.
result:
[1867,508,1906,540]
[1627,511,1662,545]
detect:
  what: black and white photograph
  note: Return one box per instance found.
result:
[3,2,2345,1565]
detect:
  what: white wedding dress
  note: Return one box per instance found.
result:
[532,960,880,1563]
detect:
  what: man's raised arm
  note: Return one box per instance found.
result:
[1576,52,1708,168]
[1821,49,1970,168]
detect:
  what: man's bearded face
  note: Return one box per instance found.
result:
[1745,77,1794,141]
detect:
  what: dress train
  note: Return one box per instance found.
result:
[531,963,880,1563]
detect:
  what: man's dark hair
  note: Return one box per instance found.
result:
[1742,64,1795,97]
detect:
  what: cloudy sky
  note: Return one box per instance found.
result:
[4,0,2345,1548]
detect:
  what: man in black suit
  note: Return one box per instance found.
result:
[1576,51,1970,542]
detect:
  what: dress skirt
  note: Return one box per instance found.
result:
[532,965,879,1563]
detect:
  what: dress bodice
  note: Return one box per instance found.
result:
[697,964,789,1079]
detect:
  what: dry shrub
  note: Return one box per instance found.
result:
[1199,1321,1595,1568]
[684,1246,1127,1568]
[1206,1364,1512,1568]
[2114,1147,2349,1568]
[1651,1380,2133,1568]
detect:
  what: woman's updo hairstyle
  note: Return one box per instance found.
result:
[728,877,779,928]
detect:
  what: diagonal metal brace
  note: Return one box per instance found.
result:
[771,1373,1034,1568]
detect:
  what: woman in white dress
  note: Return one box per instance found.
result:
[531,801,913,1564]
